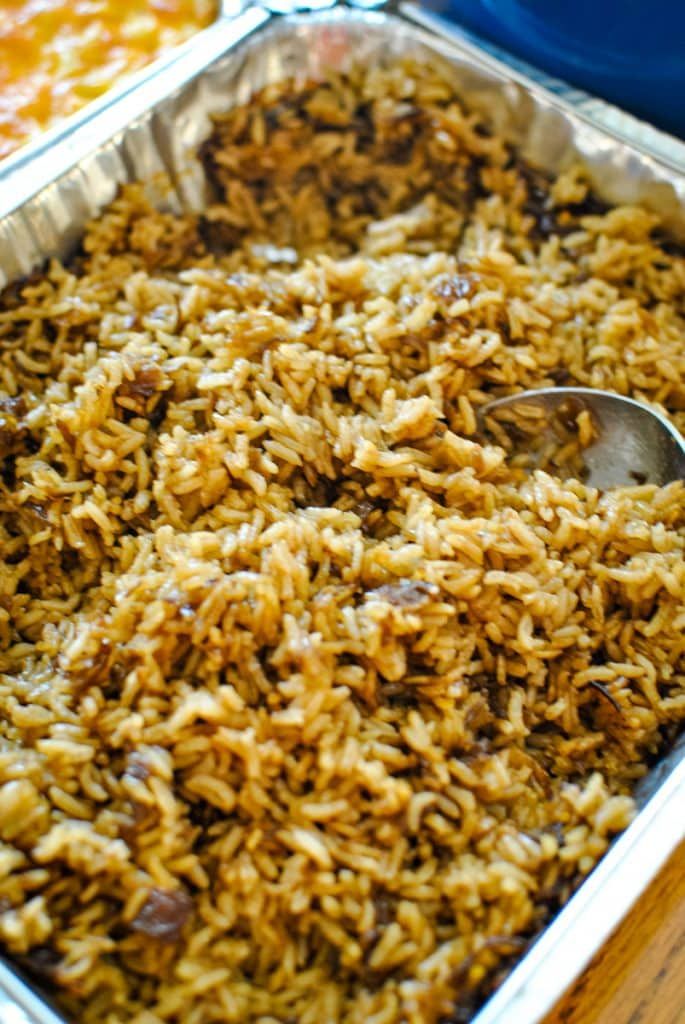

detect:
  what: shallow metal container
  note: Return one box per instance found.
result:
[0,5,684,1023]
[0,0,240,184]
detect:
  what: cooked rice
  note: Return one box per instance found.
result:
[0,61,683,1024]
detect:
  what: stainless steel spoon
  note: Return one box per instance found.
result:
[479,387,685,488]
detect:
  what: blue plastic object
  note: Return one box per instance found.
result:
[426,0,685,139]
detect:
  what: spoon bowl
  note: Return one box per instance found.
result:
[479,387,685,488]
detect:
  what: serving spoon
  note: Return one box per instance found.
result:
[479,387,685,488]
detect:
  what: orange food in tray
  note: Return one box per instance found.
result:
[0,0,217,160]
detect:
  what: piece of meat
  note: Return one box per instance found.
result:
[131,887,193,943]
[367,579,439,609]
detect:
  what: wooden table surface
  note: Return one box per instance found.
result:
[544,840,685,1024]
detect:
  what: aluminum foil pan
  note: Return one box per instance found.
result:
[1,6,684,1024]
[0,0,241,185]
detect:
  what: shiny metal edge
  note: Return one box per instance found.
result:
[405,4,685,174]
[0,961,67,1024]
[0,7,684,1024]
[399,2,685,193]
[473,736,685,1024]
[0,0,242,187]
